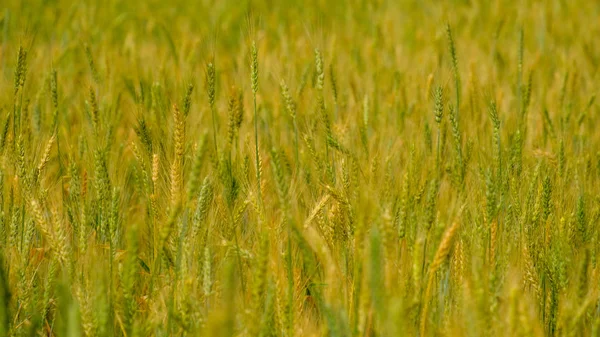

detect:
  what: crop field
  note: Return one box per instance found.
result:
[0,0,600,336]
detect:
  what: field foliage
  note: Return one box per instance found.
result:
[1,0,600,336]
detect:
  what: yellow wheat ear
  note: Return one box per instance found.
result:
[421,220,461,337]
[170,104,185,209]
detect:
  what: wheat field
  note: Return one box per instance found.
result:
[1,0,600,336]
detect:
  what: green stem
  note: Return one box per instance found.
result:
[254,94,262,210]
[211,104,218,159]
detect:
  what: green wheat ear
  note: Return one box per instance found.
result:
[446,23,460,118]
[433,85,444,170]
[182,82,194,117]
[84,44,100,84]
[202,246,212,309]
[251,41,262,212]
[433,86,444,125]
[207,62,218,156]
[280,80,299,168]
[187,134,208,202]
[14,46,27,96]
